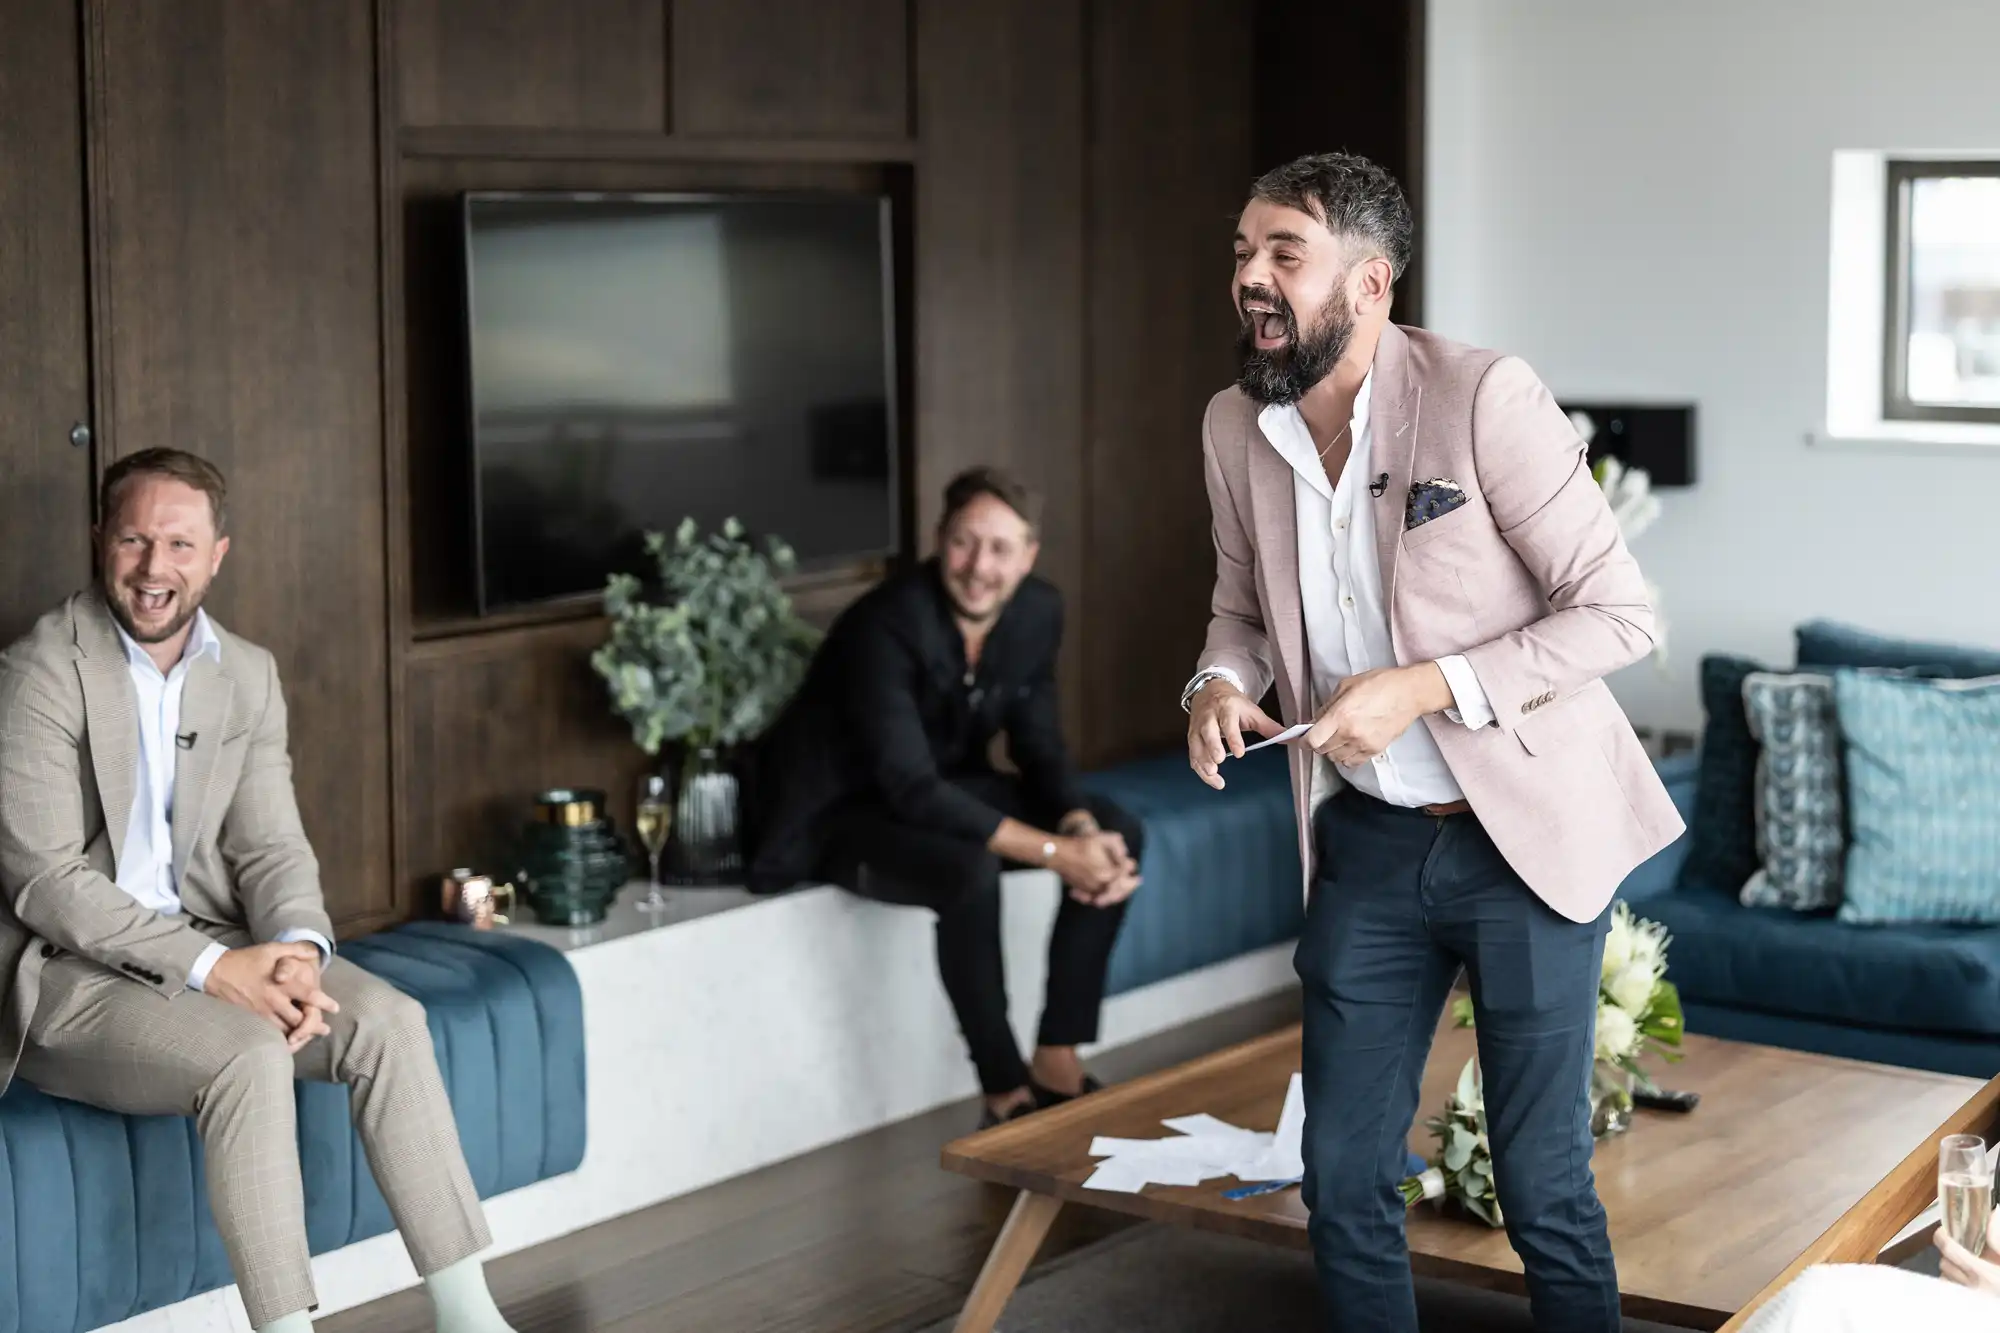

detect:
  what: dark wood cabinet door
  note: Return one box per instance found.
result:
[0,0,93,646]
[673,0,910,140]
[88,0,395,931]
[396,0,667,132]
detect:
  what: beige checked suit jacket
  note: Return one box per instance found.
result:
[0,591,333,1093]
[1197,323,1685,922]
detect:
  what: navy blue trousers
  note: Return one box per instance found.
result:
[1295,788,1619,1333]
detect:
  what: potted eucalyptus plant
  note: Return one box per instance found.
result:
[591,517,819,884]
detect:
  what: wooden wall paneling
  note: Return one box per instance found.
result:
[671,0,910,141]
[914,0,1088,753]
[377,0,419,924]
[87,0,395,931]
[0,0,93,647]
[402,620,655,898]
[1082,0,1256,767]
[394,0,667,133]
[1253,0,1423,322]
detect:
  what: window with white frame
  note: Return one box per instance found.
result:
[1825,152,2000,443]
[1883,162,2000,423]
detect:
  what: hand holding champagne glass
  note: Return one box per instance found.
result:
[1939,1134,1993,1257]
[636,774,672,913]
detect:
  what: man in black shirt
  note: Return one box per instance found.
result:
[747,467,1142,1126]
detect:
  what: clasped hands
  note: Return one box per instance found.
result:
[1051,811,1142,908]
[1187,664,1455,789]
[204,941,340,1053]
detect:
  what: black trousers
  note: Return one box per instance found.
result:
[820,774,1142,1095]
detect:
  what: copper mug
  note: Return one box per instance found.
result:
[441,867,515,929]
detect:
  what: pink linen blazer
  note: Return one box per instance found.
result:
[1196,323,1684,923]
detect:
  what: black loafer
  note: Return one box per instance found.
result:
[977,1098,1038,1131]
[1028,1073,1104,1109]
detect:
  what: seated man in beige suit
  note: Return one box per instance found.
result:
[0,449,516,1333]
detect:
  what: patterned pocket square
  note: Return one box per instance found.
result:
[1405,478,1469,529]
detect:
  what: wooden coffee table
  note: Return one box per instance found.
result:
[941,1017,1992,1331]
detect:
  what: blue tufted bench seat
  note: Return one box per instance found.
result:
[1084,745,1305,997]
[0,922,585,1333]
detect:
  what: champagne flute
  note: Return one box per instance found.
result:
[635,774,672,913]
[1939,1133,1993,1256]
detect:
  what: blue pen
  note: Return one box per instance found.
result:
[1223,1175,1302,1201]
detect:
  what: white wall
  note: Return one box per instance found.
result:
[1425,0,2000,730]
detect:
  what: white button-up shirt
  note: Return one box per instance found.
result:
[112,611,330,990]
[1199,370,1495,807]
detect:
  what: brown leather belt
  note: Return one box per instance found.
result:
[1420,799,1473,817]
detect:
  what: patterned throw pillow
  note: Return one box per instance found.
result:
[1835,671,2000,925]
[1739,673,1844,911]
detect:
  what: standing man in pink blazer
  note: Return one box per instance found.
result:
[1183,152,1683,1332]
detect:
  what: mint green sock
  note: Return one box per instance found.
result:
[425,1255,517,1333]
[255,1314,314,1333]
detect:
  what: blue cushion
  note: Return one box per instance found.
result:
[1084,745,1304,997]
[1638,882,2000,1040]
[1797,619,2000,678]
[1678,655,1773,897]
[0,924,585,1331]
[1680,1002,2000,1081]
[1834,670,2000,925]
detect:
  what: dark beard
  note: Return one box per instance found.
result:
[1235,288,1355,406]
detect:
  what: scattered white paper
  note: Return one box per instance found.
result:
[1241,723,1312,754]
[1082,1071,1306,1194]
[1229,1072,1306,1181]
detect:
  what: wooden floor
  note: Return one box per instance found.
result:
[322,991,1302,1333]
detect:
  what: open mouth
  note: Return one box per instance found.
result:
[1243,302,1291,351]
[130,585,177,618]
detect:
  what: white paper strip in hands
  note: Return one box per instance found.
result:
[1240,723,1312,754]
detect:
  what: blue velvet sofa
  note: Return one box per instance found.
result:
[1618,620,2000,1081]
[0,922,585,1333]
[1084,744,1304,998]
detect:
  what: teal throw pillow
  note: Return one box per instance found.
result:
[1835,670,2000,925]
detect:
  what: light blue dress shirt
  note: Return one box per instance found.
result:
[112,611,332,990]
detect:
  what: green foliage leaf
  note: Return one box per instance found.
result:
[1450,995,1477,1029]
[591,518,822,755]
[1445,1126,1475,1172]
[1461,1195,1505,1229]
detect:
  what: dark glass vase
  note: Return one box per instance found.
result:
[515,788,630,925]
[665,744,742,885]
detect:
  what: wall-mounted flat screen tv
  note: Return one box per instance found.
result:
[462,190,898,612]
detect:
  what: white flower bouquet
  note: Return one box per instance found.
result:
[1400,902,1684,1225]
[1399,1055,1504,1227]
[1589,901,1684,1131]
